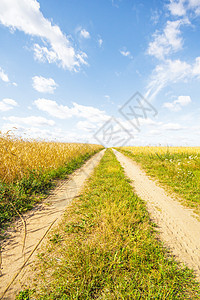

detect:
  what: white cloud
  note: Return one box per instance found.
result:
[76,120,96,131]
[4,116,55,127]
[73,102,109,123]
[145,56,200,101]
[0,67,9,82]
[193,57,200,76]
[120,49,133,59]
[188,0,200,14]
[32,76,58,93]
[162,122,183,130]
[0,98,18,111]
[34,99,75,119]
[151,9,160,25]
[33,44,57,64]
[168,0,186,16]
[98,38,103,47]
[163,95,192,111]
[80,29,90,39]
[145,59,191,101]
[0,0,87,70]
[148,19,189,60]
[34,98,110,123]
[168,0,200,16]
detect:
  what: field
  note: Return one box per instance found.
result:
[17,149,200,299]
[1,142,200,298]
[118,146,200,215]
[0,133,103,229]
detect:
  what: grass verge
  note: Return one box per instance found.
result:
[17,149,200,299]
[0,150,100,232]
[117,148,200,215]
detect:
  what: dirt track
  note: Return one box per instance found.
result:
[0,150,105,299]
[1,148,200,299]
[113,149,200,280]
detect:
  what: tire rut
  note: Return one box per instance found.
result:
[0,150,105,299]
[113,149,200,280]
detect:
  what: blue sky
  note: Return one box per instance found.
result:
[0,0,200,146]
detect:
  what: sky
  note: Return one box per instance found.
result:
[0,0,200,146]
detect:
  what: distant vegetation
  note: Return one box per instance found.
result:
[0,132,103,229]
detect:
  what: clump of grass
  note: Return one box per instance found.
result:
[117,146,200,214]
[20,149,200,299]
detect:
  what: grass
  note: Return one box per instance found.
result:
[117,147,200,214]
[0,133,103,231]
[18,149,200,299]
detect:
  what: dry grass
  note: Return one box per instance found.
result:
[0,132,102,184]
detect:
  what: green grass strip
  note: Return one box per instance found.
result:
[117,148,200,214]
[17,149,200,299]
[0,150,99,231]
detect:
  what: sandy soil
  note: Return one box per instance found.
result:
[113,149,200,280]
[0,150,105,299]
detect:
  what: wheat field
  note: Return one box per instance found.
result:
[0,132,102,183]
[122,146,200,156]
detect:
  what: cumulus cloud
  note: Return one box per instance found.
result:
[188,0,200,14]
[34,98,110,123]
[4,115,55,126]
[0,0,87,70]
[80,29,90,39]
[146,0,200,101]
[163,95,191,111]
[0,98,18,111]
[168,0,186,16]
[168,0,200,16]
[148,19,189,60]
[32,76,58,93]
[0,67,9,82]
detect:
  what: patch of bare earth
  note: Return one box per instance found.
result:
[0,150,105,299]
[113,149,200,281]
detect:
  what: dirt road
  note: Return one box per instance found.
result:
[0,150,105,299]
[113,149,200,280]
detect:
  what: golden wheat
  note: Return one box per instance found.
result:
[122,146,200,156]
[0,132,102,183]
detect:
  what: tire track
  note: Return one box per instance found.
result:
[0,150,105,299]
[113,149,200,280]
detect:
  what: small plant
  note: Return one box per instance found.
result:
[16,289,35,299]
[50,233,62,244]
